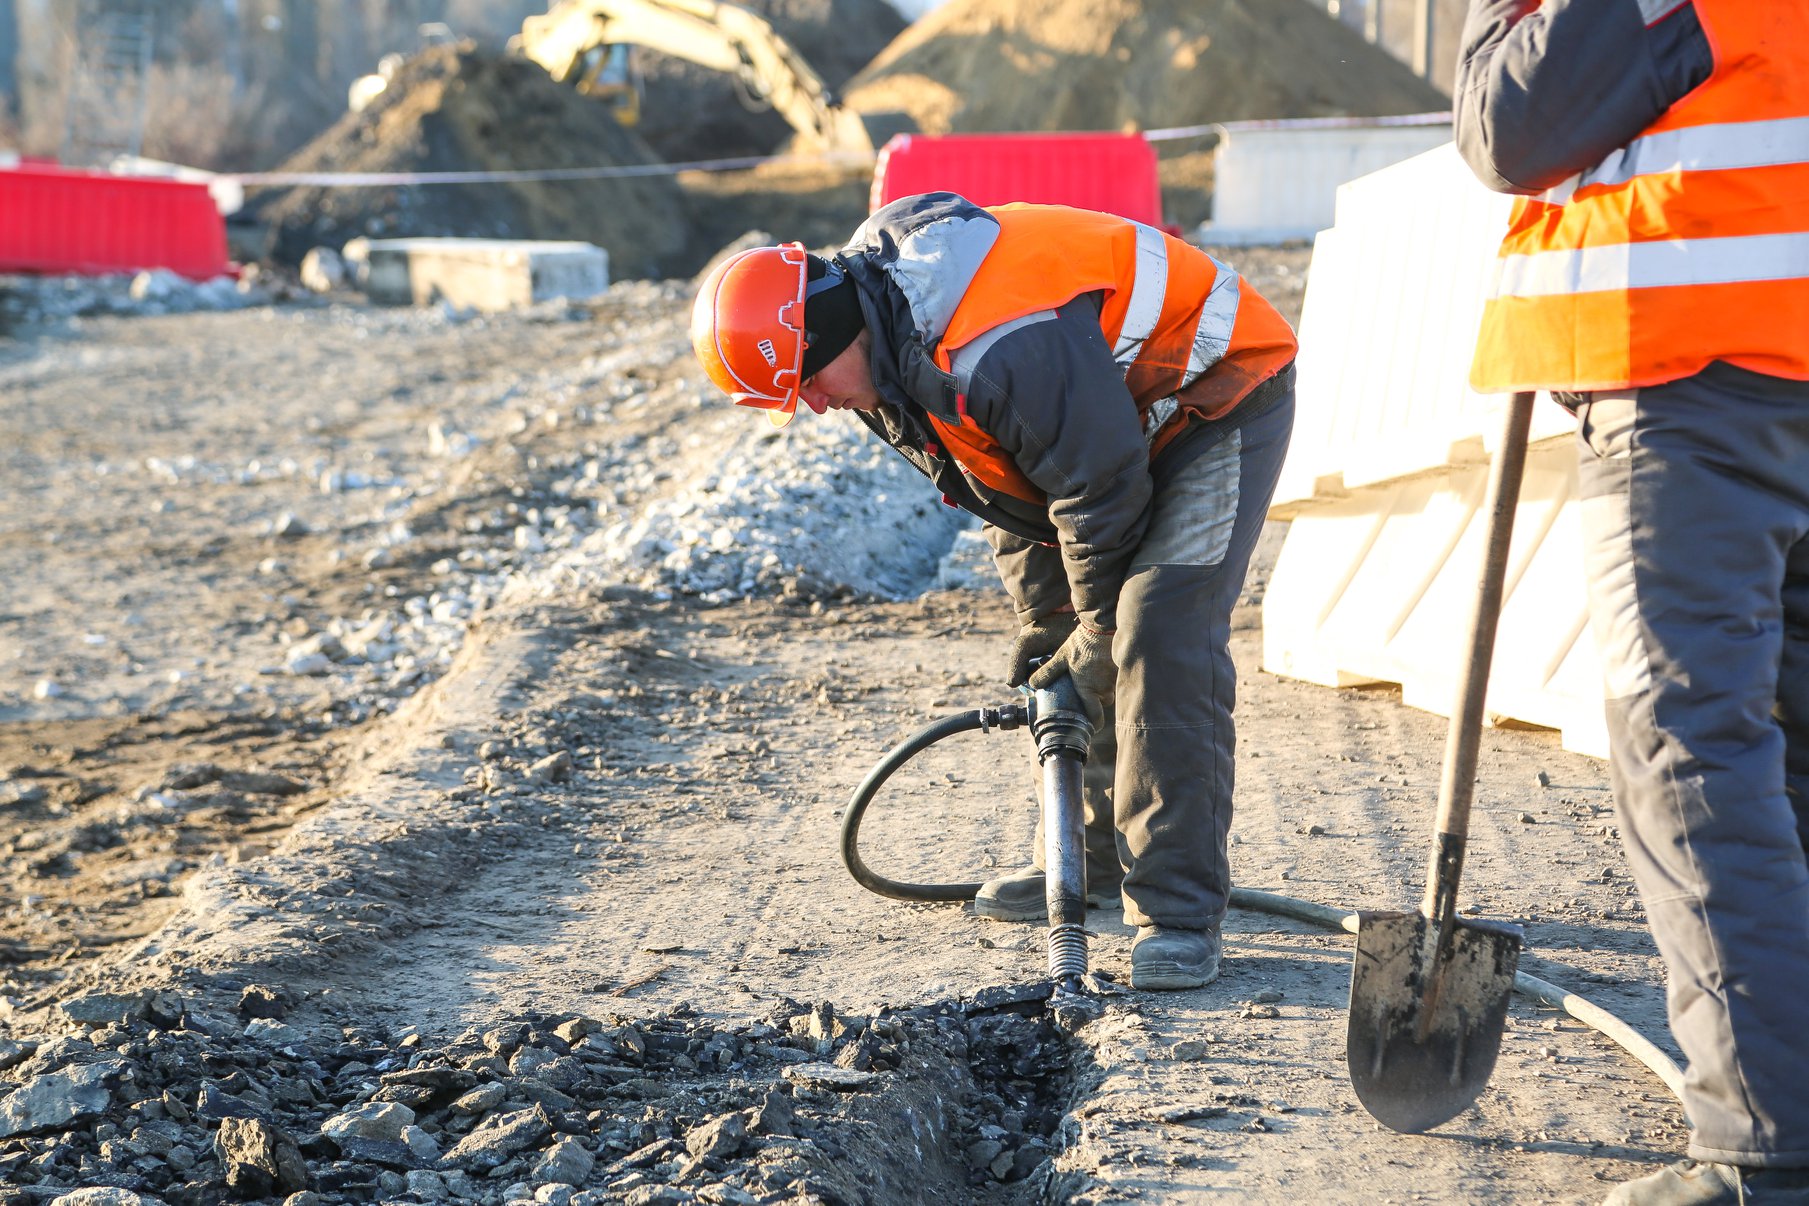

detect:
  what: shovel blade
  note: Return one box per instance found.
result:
[1347,909,1523,1133]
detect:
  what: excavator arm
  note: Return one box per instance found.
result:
[513,0,881,156]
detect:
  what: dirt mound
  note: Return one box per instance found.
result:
[843,0,1450,135]
[255,45,690,279]
[630,0,907,162]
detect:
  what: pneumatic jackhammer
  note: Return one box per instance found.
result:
[839,670,1104,1018]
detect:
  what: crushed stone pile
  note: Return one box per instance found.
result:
[844,0,1452,135]
[631,0,906,163]
[0,989,1071,1205]
[0,271,264,325]
[551,414,975,605]
[255,45,690,279]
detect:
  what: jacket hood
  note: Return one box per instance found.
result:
[838,192,1001,417]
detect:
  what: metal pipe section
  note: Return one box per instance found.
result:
[1032,678,1094,988]
[1041,752,1089,982]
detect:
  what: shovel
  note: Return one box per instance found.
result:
[1347,391,1535,1134]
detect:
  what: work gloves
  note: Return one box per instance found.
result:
[1027,621,1117,728]
[1006,612,1079,688]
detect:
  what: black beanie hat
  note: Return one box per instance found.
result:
[800,254,864,381]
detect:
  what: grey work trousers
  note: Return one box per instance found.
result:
[1576,363,1809,1167]
[1033,390,1295,930]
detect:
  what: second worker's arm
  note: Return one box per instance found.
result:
[1454,0,1712,193]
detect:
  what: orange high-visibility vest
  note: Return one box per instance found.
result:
[1471,1,1809,393]
[923,205,1296,505]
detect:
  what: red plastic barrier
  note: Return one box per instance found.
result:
[0,165,228,280]
[870,132,1165,228]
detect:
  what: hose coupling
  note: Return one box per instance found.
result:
[1030,679,1093,763]
[977,703,1029,733]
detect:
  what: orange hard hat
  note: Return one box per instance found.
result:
[690,242,812,427]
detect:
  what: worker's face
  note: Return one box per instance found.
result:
[798,329,880,415]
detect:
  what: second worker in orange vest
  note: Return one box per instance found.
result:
[1458,0,1809,1201]
[691,192,1298,990]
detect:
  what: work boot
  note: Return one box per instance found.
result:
[972,865,1122,923]
[1130,925,1221,990]
[1602,1160,1809,1205]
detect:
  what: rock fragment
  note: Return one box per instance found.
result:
[781,1063,877,1092]
[215,1114,308,1197]
[47,1190,157,1205]
[535,1134,596,1185]
[238,983,287,1021]
[57,991,151,1029]
[321,1100,415,1163]
[684,1111,747,1160]
[0,1060,125,1138]
[450,1082,507,1115]
[440,1105,552,1171]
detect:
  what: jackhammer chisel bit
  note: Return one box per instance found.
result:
[1030,675,1093,1000]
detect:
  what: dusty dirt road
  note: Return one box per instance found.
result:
[0,257,1687,1206]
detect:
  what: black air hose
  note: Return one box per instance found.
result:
[839,704,1027,901]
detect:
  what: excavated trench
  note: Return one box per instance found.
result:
[0,983,1089,1204]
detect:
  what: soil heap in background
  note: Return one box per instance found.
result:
[255,44,689,278]
[843,0,1451,135]
[630,0,906,162]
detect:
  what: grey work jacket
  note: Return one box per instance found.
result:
[1454,0,1711,194]
[837,193,1156,632]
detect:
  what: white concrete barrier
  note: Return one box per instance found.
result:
[361,238,610,311]
[1262,143,1609,758]
[1201,119,1455,245]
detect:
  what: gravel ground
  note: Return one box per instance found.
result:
[0,250,1690,1206]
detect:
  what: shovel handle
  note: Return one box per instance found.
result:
[1421,391,1536,923]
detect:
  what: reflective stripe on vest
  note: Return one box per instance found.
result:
[1107,224,1242,389]
[922,205,1295,504]
[1113,223,1168,367]
[1471,0,1809,393]
[1549,115,1809,199]
[1499,232,1809,296]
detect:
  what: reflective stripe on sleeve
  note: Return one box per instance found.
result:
[1113,223,1170,366]
[1184,254,1241,380]
[1636,0,1688,25]
[1578,116,1809,191]
[948,309,1059,396]
[1495,231,1809,297]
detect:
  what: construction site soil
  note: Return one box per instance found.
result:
[251,0,1443,277]
[0,250,1693,1204]
[628,0,906,164]
[255,46,692,275]
[843,0,1451,135]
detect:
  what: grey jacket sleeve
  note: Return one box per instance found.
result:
[958,299,1152,633]
[983,525,1070,624]
[1454,0,1712,193]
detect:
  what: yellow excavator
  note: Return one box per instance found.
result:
[511,0,892,156]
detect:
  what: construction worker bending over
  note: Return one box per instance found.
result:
[689,193,1297,990]
[1458,1,1809,1201]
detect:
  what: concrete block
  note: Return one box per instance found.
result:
[360,238,609,311]
[1264,440,1609,760]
